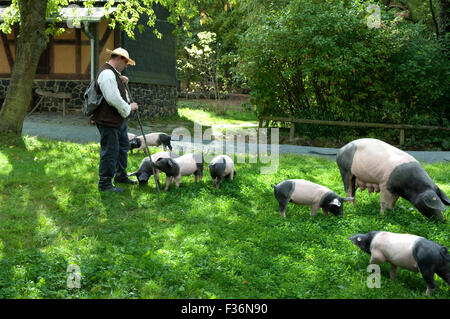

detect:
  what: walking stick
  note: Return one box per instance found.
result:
[124,82,161,193]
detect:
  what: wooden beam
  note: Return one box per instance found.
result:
[52,39,90,45]
[0,33,14,71]
[114,26,122,48]
[99,27,112,50]
[258,116,450,132]
[48,37,54,74]
[75,29,81,74]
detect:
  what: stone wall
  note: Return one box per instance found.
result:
[0,79,177,119]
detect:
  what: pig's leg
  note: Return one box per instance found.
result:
[276,197,289,218]
[436,269,449,287]
[346,175,356,204]
[175,175,181,188]
[310,204,320,216]
[417,260,437,295]
[155,169,160,184]
[164,176,171,191]
[421,271,437,295]
[321,207,328,217]
[370,249,386,264]
[379,188,399,216]
[390,264,398,281]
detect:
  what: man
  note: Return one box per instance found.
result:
[91,48,139,192]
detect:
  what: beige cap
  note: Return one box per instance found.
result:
[106,48,136,66]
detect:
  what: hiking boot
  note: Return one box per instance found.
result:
[99,186,124,193]
[114,177,137,185]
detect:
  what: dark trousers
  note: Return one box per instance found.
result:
[96,119,130,189]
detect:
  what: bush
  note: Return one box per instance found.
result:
[239,0,449,128]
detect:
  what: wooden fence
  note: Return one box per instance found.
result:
[258,116,450,145]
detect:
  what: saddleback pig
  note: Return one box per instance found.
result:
[336,138,449,221]
[209,155,236,189]
[154,153,203,191]
[128,151,179,185]
[349,231,449,295]
[271,179,353,218]
[129,132,172,154]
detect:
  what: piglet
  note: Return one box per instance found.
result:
[271,179,353,218]
[349,231,449,295]
[128,151,179,185]
[209,155,236,189]
[337,138,449,221]
[154,153,203,191]
[130,132,172,154]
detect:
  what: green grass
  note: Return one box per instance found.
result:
[178,107,258,126]
[0,133,449,299]
[127,100,258,137]
[177,100,258,126]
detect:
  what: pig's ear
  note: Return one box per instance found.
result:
[330,198,341,207]
[437,188,450,206]
[343,197,354,202]
[168,159,174,167]
[421,191,446,211]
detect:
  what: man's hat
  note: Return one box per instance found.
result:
[106,48,136,66]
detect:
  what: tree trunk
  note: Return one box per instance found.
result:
[0,0,48,135]
[438,0,449,37]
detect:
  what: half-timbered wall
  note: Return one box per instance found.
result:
[0,18,114,79]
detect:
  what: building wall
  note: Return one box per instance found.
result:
[0,18,114,78]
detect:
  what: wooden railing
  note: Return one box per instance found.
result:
[258,116,450,145]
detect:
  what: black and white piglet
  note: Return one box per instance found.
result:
[271,179,353,217]
[129,132,173,154]
[209,155,236,189]
[349,231,449,295]
[128,151,179,185]
[154,153,203,191]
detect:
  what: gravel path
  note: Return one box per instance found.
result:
[22,113,450,163]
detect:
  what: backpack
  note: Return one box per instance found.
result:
[83,80,103,116]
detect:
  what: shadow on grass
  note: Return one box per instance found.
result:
[0,133,66,297]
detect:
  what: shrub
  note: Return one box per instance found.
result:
[238,0,449,127]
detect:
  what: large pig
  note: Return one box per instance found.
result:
[154,153,203,191]
[128,152,179,185]
[336,138,449,221]
[209,155,236,189]
[130,132,172,154]
[271,179,353,218]
[349,231,449,295]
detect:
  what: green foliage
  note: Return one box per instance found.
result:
[239,0,449,128]
[0,134,449,298]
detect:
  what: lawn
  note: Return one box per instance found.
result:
[0,133,448,299]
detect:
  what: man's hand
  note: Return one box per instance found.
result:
[130,102,138,111]
[120,75,129,84]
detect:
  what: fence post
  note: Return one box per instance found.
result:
[399,129,405,146]
[290,121,295,142]
[259,118,263,128]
